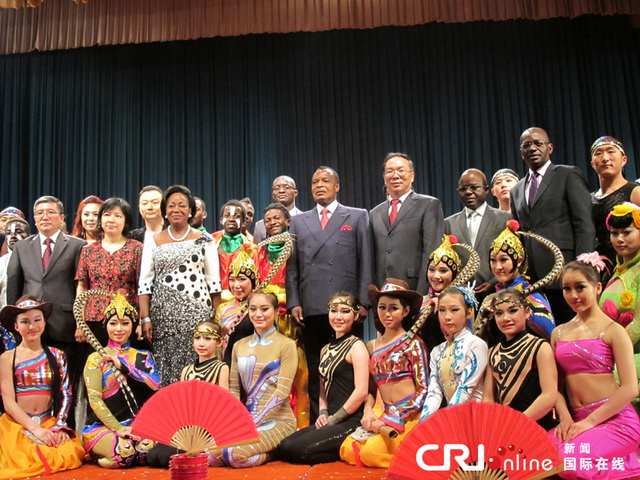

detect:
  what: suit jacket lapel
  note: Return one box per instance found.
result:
[306,204,349,259]
[455,212,471,244]
[531,164,556,209]
[44,232,68,277]
[475,208,493,247]
[31,235,45,275]
[389,193,414,232]
[378,203,391,232]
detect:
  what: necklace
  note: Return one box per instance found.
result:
[168,225,191,242]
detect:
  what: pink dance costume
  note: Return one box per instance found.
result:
[551,326,640,479]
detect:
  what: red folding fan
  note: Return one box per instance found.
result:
[131,380,259,454]
[387,403,562,480]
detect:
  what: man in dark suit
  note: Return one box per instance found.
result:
[286,166,372,420]
[445,169,511,303]
[370,153,444,294]
[129,185,164,244]
[511,127,595,324]
[7,195,86,423]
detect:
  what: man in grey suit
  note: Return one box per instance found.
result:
[253,175,303,244]
[7,196,86,423]
[286,166,372,420]
[445,169,511,303]
[370,153,444,294]
[511,127,595,324]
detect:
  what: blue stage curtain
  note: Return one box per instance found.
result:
[0,15,638,225]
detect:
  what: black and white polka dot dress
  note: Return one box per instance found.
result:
[139,233,221,386]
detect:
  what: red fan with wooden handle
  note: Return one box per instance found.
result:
[131,380,259,454]
[387,402,562,480]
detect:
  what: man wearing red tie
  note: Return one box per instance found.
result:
[287,166,372,421]
[370,153,444,294]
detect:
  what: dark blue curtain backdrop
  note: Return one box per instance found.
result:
[0,15,639,228]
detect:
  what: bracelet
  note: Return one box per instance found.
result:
[319,409,329,417]
[141,317,152,324]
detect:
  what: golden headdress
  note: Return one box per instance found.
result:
[490,219,527,274]
[606,202,640,230]
[103,289,138,321]
[428,235,461,274]
[229,244,257,282]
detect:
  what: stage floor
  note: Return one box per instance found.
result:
[48,461,387,480]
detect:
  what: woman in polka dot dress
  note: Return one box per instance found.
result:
[138,185,222,386]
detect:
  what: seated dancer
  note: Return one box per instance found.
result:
[278,291,368,464]
[420,235,477,351]
[420,287,487,420]
[482,289,558,430]
[209,288,297,468]
[147,320,229,468]
[600,203,640,412]
[216,247,256,365]
[0,296,84,479]
[340,279,428,468]
[551,257,640,480]
[255,203,309,428]
[82,290,159,468]
[477,220,557,345]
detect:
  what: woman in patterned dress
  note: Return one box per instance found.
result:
[209,288,297,468]
[278,291,368,464]
[75,197,143,347]
[139,185,221,386]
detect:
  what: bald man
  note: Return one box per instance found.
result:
[510,127,594,324]
[253,175,303,244]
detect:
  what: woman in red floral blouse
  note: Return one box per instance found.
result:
[75,198,143,346]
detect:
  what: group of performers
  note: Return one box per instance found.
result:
[0,201,639,480]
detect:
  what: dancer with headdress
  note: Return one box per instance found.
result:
[216,245,258,365]
[0,296,84,479]
[482,288,558,430]
[340,279,428,468]
[81,290,159,468]
[475,220,563,346]
[420,235,478,351]
[420,286,487,420]
[551,255,640,479]
[278,291,368,464]
[600,202,640,413]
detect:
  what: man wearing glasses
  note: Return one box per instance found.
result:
[253,175,302,244]
[445,169,510,303]
[370,152,444,294]
[510,127,594,324]
[7,195,86,424]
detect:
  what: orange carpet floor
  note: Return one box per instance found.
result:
[46,461,387,480]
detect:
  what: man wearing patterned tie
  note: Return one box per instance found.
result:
[510,127,594,324]
[286,166,372,421]
[370,153,444,294]
[6,196,86,423]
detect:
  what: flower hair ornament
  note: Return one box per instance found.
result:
[474,220,565,337]
[605,202,640,230]
[576,252,610,273]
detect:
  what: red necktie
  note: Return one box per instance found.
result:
[320,208,330,229]
[389,199,401,225]
[42,237,53,271]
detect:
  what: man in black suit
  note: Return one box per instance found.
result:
[287,166,372,420]
[445,169,511,303]
[129,185,164,244]
[370,153,444,294]
[510,127,595,323]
